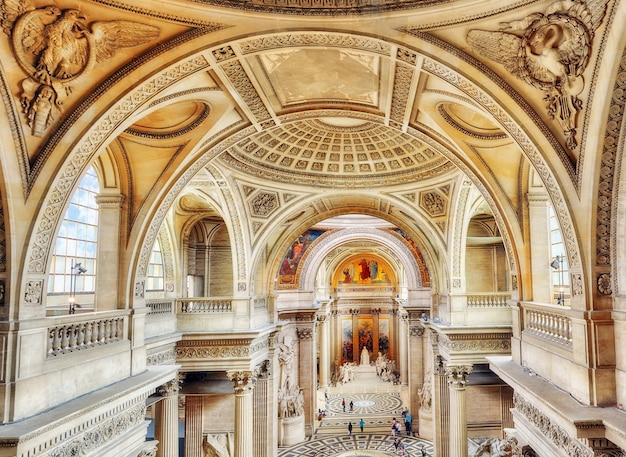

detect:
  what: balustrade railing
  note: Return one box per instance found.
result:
[523,305,572,348]
[467,293,511,307]
[177,298,233,313]
[47,316,125,357]
[146,300,174,316]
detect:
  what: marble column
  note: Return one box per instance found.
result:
[399,313,408,385]
[254,358,278,457]
[351,308,359,363]
[409,322,425,416]
[184,395,203,457]
[318,314,330,387]
[432,354,449,457]
[446,365,472,457]
[228,370,258,457]
[94,194,124,310]
[297,321,316,435]
[154,377,180,457]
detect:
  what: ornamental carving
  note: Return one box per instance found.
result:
[24,279,42,304]
[227,370,258,394]
[250,191,280,218]
[296,327,313,340]
[513,392,593,457]
[410,324,425,337]
[420,190,447,217]
[0,2,160,137]
[597,273,611,295]
[147,348,176,366]
[438,332,512,352]
[467,0,609,151]
[445,365,472,388]
[158,375,183,397]
[175,344,251,359]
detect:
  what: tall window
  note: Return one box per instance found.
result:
[549,205,569,305]
[48,166,99,295]
[146,240,165,291]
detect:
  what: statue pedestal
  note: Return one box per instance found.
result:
[280,415,305,446]
[418,408,433,440]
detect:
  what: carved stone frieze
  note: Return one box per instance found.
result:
[147,347,176,366]
[175,339,255,359]
[410,324,425,337]
[389,63,414,126]
[437,331,512,353]
[513,392,594,457]
[134,280,145,299]
[1,3,160,137]
[467,0,609,151]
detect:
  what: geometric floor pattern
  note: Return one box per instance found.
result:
[327,393,403,416]
[277,434,433,456]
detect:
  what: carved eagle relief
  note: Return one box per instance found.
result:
[467,0,609,152]
[0,0,160,136]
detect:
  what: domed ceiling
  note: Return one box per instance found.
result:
[217,117,456,188]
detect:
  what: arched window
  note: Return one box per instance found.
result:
[47,166,99,301]
[147,240,164,292]
[549,205,569,305]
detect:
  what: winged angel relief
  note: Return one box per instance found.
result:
[467,0,608,151]
[0,0,160,137]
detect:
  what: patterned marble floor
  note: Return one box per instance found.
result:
[278,433,433,456]
[279,389,434,456]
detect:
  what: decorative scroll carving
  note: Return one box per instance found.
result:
[467,0,609,151]
[0,2,160,137]
[513,392,594,457]
[158,375,182,398]
[135,280,145,299]
[410,324,425,337]
[227,370,258,394]
[147,347,176,366]
[445,365,472,388]
[249,191,279,218]
[175,341,251,359]
[420,190,447,217]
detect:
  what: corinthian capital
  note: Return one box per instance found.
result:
[227,370,258,394]
[445,365,472,388]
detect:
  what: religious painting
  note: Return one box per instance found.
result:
[378,318,389,356]
[358,318,374,355]
[278,229,325,287]
[341,318,353,363]
[336,255,394,285]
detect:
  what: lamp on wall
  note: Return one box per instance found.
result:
[69,259,87,314]
[550,255,564,305]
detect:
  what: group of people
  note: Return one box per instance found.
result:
[347,418,366,435]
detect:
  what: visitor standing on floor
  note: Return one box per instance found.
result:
[349,400,354,411]
[348,422,353,435]
[342,398,346,412]
[420,444,427,456]
[359,418,365,432]
[391,417,397,436]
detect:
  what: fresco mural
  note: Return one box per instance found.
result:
[379,318,389,356]
[390,228,431,287]
[341,318,353,363]
[278,229,325,287]
[337,256,393,285]
[358,318,374,354]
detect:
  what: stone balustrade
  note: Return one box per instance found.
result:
[47,315,126,357]
[466,293,511,307]
[177,298,233,313]
[146,300,174,316]
[522,304,573,348]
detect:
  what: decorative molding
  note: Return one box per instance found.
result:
[24,280,43,304]
[445,365,472,388]
[513,392,594,457]
[410,324,425,337]
[147,347,176,366]
[437,331,512,353]
[597,273,612,296]
[296,327,313,340]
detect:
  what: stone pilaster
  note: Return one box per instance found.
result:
[254,360,276,457]
[432,354,449,457]
[94,194,124,310]
[297,322,315,435]
[154,376,181,457]
[318,314,329,387]
[228,370,258,457]
[399,312,408,385]
[409,322,425,417]
[446,365,472,457]
[527,191,553,303]
[184,395,203,457]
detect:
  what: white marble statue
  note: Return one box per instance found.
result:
[360,346,370,365]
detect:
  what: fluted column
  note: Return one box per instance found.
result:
[432,354,449,457]
[297,320,316,435]
[318,314,329,387]
[446,365,472,457]
[399,312,408,385]
[154,376,180,457]
[228,370,258,457]
[184,395,203,457]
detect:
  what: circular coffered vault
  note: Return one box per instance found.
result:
[217,117,455,188]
